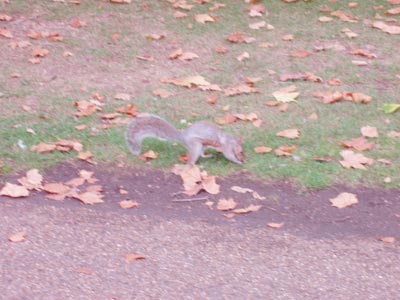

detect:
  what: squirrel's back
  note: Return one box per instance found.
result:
[126,114,184,154]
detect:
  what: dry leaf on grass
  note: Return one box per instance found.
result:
[275,145,297,156]
[139,150,158,161]
[162,75,210,88]
[330,192,358,208]
[224,84,258,97]
[340,137,374,151]
[372,21,400,35]
[361,126,378,138]
[277,128,300,139]
[254,146,273,154]
[339,150,374,170]
[0,182,30,198]
[194,14,216,24]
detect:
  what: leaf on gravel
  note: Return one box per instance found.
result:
[231,186,253,194]
[74,191,104,205]
[378,236,395,243]
[254,146,273,154]
[31,47,50,57]
[267,222,284,228]
[233,204,262,214]
[125,253,145,262]
[361,126,378,138]
[119,200,139,209]
[0,182,30,198]
[77,151,93,161]
[339,150,374,170]
[340,137,374,151]
[42,183,71,195]
[0,14,12,21]
[18,169,43,190]
[330,192,358,208]
[217,198,237,211]
[202,175,220,195]
[8,231,26,243]
[277,128,300,139]
[0,27,13,38]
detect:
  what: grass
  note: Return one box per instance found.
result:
[0,0,399,189]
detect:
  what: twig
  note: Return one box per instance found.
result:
[172,196,208,203]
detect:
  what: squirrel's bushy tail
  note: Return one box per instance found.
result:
[126,114,184,155]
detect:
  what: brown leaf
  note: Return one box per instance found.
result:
[78,151,93,161]
[277,128,300,139]
[202,175,220,195]
[361,126,378,138]
[162,75,210,88]
[30,142,57,153]
[226,32,244,43]
[8,231,26,243]
[101,112,121,120]
[378,236,395,243]
[74,191,104,205]
[42,183,70,195]
[249,21,266,30]
[139,150,158,161]
[0,14,12,21]
[115,104,137,116]
[125,253,145,262]
[340,136,374,151]
[254,146,273,154]
[237,51,250,61]
[18,169,43,190]
[174,11,188,18]
[350,48,377,59]
[290,50,312,58]
[0,27,13,38]
[231,186,253,194]
[206,93,218,105]
[372,21,400,34]
[153,88,173,98]
[217,198,237,211]
[224,84,258,97]
[274,145,297,156]
[331,10,358,22]
[214,113,237,125]
[330,192,358,208]
[339,150,374,170]
[267,222,284,228]
[194,14,216,24]
[0,182,30,198]
[70,18,86,28]
[233,204,262,214]
[119,200,139,209]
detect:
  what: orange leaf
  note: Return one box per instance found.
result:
[277,128,300,139]
[330,192,358,208]
[254,146,273,154]
[0,182,29,198]
[119,200,139,209]
[125,253,145,262]
[8,231,26,242]
[217,198,237,211]
[42,183,70,195]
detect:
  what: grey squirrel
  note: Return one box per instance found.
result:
[126,114,245,164]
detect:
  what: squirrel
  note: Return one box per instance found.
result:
[126,113,245,165]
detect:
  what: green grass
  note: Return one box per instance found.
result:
[0,0,399,189]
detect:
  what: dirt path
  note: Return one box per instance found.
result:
[1,162,399,299]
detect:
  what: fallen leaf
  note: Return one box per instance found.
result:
[254,146,273,154]
[70,18,86,28]
[350,48,377,59]
[214,113,237,125]
[277,128,300,139]
[319,16,333,22]
[331,10,358,22]
[75,268,94,275]
[194,14,216,24]
[290,50,312,58]
[378,236,395,243]
[125,253,145,262]
[202,175,220,195]
[0,14,12,21]
[339,150,374,170]
[352,60,368,66]
[162,75,210,88]
[233,204,262,214]
[272,85,299,103]
[8,231,26,243]
[249,20,266,29]
[237,51,250,61]
[372,20,400,34]
[267,222,284,228]
[381,103,400,114]
[174,11,188,18]
[78,151,93,161]
[330,192,358,208]
[139,150,158,161]
[340,136,374,151]
[0,27,13,38]
[18,169,43,190]
[231,186,253,194]
[217,198,237,211]
[0,182,30,198]
[274,145,297,156]
[119,200,139,209]
[224,84,258,96]
[206,93,218,105]
[361,126,378,138]
[42,183,70,195]
[281,34,294,41]
[226,32,244,43]
[74,191,104,205]
[179,52,199,61]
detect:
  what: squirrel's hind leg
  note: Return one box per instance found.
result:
[186,139,203,164]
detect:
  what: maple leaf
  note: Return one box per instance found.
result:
[340,137,374,151]
[339,150,374,170]
[277,129,300,139]
[254,146,273,154]
[42,183,71,195]
[174,11,188,18]
[233,204,262,214]
[30,142,57,153]
[73,191,104,205]
[0,182,30,198]
[18,169,43,190]
[162,75,210,88]
[153,88,173,99]
[330,192,358,209]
